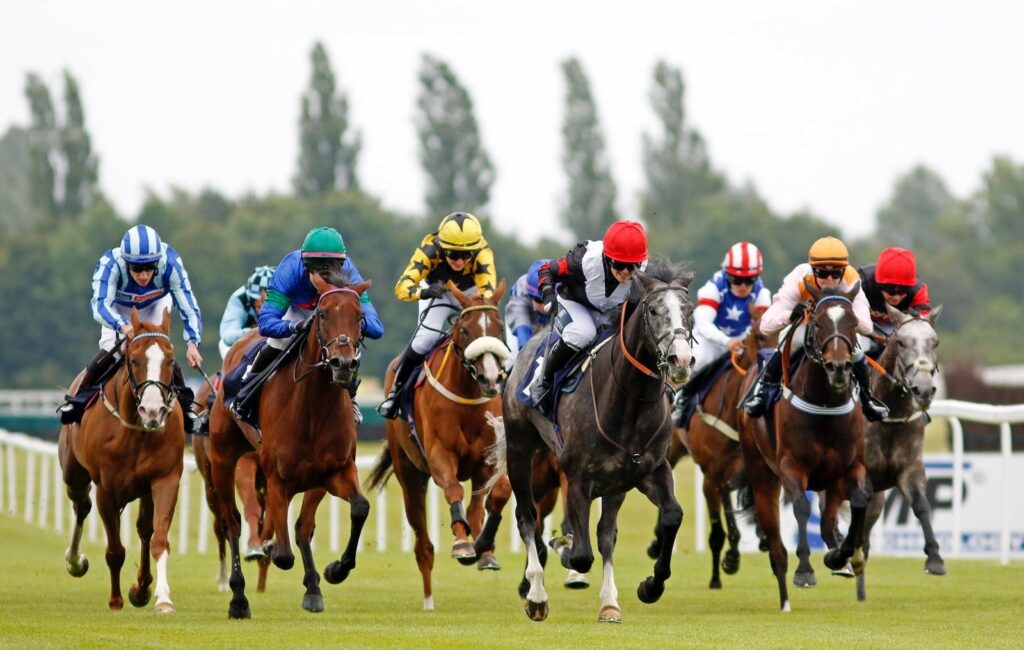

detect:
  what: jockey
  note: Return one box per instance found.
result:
[57,224,203,432]
[231,227,383,424]
[505,258,551,356]
[742,236,890,422]
[218,265,275,359]
[529,220,648,408]
[377,211,498,419]
[672,242,772,423]
[857,247,932,357]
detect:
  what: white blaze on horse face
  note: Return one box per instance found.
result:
[139,344,166,419]
[481,352,501,385]
[664,291,692,369]
[827,305,847,354]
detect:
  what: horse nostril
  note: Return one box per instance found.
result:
[930,387,937,397]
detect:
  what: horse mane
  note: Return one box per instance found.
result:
[319,268,353,290]
[609,256,695,335]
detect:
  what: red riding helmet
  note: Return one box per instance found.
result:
[876,247,917,286]
[603,220,648,263]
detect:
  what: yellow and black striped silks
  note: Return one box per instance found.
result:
[394,233,497,301]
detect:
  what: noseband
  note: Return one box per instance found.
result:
[450,303,509,386]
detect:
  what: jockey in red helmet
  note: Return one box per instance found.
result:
[857,247,932,356]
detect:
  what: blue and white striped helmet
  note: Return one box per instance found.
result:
[120,225,163,264]
[245,265,276,299]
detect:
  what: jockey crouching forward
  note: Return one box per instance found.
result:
[58,224,203,432]
[218,265,275,359]
[231,227,383,425]
[378,211,501,419]
[528,221,649,411]
[857,247,932,359]
[742,236,889,422]
[505,259,551,364]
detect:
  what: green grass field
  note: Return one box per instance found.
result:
[1,443,1022,650]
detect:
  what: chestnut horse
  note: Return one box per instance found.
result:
[192,345,269,593]
[367,280,513,611]
[209,281,371,619]
[649,307,776,589]
[59,308,184,613]
[737,283,869,612]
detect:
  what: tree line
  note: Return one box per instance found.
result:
[1,42,1021,389]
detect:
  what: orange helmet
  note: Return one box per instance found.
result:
[808,236,849,268]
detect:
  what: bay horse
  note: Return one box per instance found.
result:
[494,259,695,623]
[192,336,269,593]
[58,308,184,613]
[851,304,944,600]
[366,280,513,611]
[209,280,371,619]
[649,306,777,589]
[736,283,868,612]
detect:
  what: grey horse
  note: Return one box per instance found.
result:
[490,258,694,623]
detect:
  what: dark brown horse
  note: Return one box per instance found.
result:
[737,284,869,612]
[654,307,776,589]
[59,308,184,612]
[367,280,513,611]
[209,282,371,619]
[192,339,269,593]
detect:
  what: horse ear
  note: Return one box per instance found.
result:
[927,304,943,325]
[352,279,372,296]
[843,280,861,302]
[638,273,658,292]
[131,307,141,331]
[676,269,695,289]
[490,278,507,304]
[160,308,171,332]
[805,281,823,302]
[885,303,911,326]
[447,281,471,307]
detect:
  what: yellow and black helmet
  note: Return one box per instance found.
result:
[807,236,849,267]
[436,212,484,251]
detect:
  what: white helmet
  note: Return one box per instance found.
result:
[722,241,763,278]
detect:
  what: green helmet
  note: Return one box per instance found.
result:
[301,227,347,260]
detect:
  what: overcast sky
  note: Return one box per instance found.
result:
[2,0,1022,244]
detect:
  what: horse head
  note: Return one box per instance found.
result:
[636,261,695,385]
[884,303,942,410]
[448,279,510,397]
[313,279,372,386]
[127,307,177,432]
[804,281,860,394]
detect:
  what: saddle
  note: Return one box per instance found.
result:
[59,361,122,423]
[226,331,307,429]
[515,329,614,424]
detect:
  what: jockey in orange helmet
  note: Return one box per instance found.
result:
[742,236,889,421]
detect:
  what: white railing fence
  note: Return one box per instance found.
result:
[692,398,1022,565]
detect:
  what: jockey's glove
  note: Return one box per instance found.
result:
[420,283,447,300]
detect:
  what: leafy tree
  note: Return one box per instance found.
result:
[415,53,494,216]
[641,61,724,231]
[0,126,34,232]
[560,57,617,239]
[59,70,99,218]
[875,165,959,251]
[294,41,361,197]
[24,73,58,221]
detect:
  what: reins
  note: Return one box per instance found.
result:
[424,302,506,405]
[102,331,176,432]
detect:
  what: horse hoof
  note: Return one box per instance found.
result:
[721,549,741,575]
[758,539,769,553]
[564,570,589,589]
[597,605,622,623]
[66,556,89,578]
[793,570,817,587]
[636,577,664,604]
[228,600,251,620]
[645,541,661,560]
[831,562,855,579]
[109,597,124,611]
[477,554,501,571]
[302,593,324,613]
[822,548,847,571]
[518,578,530,599]
[272,553,295,571]
[244,546,266,562]
[324,560,353,585]
[925,559,947,576]
[154,601,175,614]
[709,578,722,590]
[781,600,791,613]
[128,582,151,608]
[524,599,548,622]
[452,540,477,565]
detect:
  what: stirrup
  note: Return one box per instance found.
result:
[352,400,363,425]
[377,393,398,419]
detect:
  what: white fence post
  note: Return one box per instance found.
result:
[1000,422,1012,566]
[694,462,706,553]
[37,454,50,527]
[54,455,64,535]
[23,451,35,523]
[5,440,16,514]
[950,416,964,558]
[376,488,387,552]
[427,482,440,547]
[178,469,190,554]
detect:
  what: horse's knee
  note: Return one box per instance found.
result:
[792,493,811,520]
[350,496,370,521]
[660,503,683,532]
[709,520,726,549]
[850,485,869,509]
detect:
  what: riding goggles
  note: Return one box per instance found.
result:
[128,263,158,273]
[813,267,844,280]
[879,283,911,295]
[727,274,757,286]
[609,259,640,272]
[444,249,475,261]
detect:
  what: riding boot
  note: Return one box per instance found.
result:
[378,350,428,419]
[853,356,890,422]
[529,338,576,406]
[742,348,782,418]
[172,364,199,434]
[348,379,363,425]
[57,348,118,425]
[232,345,282,421]
[671,387,688,428]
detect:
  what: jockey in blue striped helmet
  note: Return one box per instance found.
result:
[58,224,204,432]
[219,265,276,359]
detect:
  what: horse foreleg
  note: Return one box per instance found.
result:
[263,474,295,571]
[95,486,125,610]
[128,494,154,608]
[779,459,815,588]
[509,443,547,621]
[595,492,625,623]
[237,452,265,560]
[560,479,595,575]
[295,488,326,613]
[857,490,885,602]
[60,451,92,578]
[745,450,789,611]
[635,460,682,604]
[900,465,946,576]
[825,465,868,575]
[473,473,511,569]
[210,425,250,619]
[721,487,742,576]
[323,463,370,586]
[393,453,434,610]
[148,471,180,613]
[704,475,726,589]
[431,453,475,564]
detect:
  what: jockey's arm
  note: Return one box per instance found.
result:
[219,288,250,347]
[852,285,873,335]
[394,235,439,302]
[91,252,127,332]
[257,291,296,339]
[693,304,732,347]
[341,258,384,340]
[505,282,535,348]
[910,282,931,316]
[165,250,203,346]
[759,266,805,336]
[472,247,498,299]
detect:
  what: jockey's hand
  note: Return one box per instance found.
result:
[186,341,203,368]
[541,287,556,315]
[119,323,134,339]
[420,283,447,300]
[728,338,744,354]
[789,302,809,324]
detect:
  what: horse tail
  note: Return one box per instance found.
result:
[365,446,394,492]
[481,411,507,494]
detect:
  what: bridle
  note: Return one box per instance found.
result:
[872,313,939,398]
[620,284,694,383]
[295,287,363,385]
[101,331,176,432]
[448,303,510,387]
[804,295,856,368]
